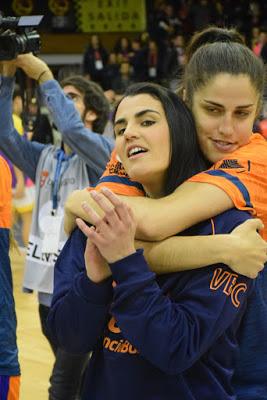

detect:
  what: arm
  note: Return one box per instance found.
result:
[137,217,266,279]
[0,67,45,181]
[15,54,114,177]
[110,250,253,374]
[47,228,113,353]
[64,182,233,241]
[65,188,267,278]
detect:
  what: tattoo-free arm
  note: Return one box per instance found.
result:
[64,182,233,240]
[137,216,266,279]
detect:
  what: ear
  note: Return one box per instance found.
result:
[182,88,186,102]
[84,109,97,129]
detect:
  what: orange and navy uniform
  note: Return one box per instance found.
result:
[0,156,20,399]
[88,149,145,197]
[188,133,267,239]
[91,135,267,240]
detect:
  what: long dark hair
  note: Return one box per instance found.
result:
[113,82,208,196]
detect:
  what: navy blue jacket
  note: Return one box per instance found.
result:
[48,209,254,399]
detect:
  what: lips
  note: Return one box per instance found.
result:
[212,139,238,153]
[127,145,148,158]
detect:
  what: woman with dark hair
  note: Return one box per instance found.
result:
[64,27,267,399]
[49,82,256,399]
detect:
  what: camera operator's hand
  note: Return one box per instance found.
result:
[15,53,53,83]
[0,60,16,77]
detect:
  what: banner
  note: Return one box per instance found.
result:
[75,0,146,32]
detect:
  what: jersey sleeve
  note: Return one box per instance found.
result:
[87,149,145,197]
[48,227,113,353]
[109,249,253,375]
[0,156,12,229]
[188,135,267,239]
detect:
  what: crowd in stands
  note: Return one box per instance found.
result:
[80,1,267,94]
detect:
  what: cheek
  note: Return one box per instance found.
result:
[115,138,125,163]
[236,121,253,144]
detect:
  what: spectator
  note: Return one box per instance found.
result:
[113,36,132,64]
[82,34,109,88]
[0,54,113,400]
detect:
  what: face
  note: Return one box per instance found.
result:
[63,85,85,119]
[114,94,170,198]
[13,95,23,116]
[191,73,259,163]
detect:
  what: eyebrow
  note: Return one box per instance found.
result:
[203,100,254,108]
[114,109,161,127]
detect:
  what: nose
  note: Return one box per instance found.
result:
[218,114,235,137]
[123,123,139,140]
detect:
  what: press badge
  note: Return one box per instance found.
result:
[41,214,63,254]
[149,67,156,77]
[95,59,103,70]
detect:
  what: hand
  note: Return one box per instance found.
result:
[228,218,267,278]
[76,188,137,263]
[0,60,16,77]
[82,235,111,283]
[64,189,105,235]
[15,53,53,82]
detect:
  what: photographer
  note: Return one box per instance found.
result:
[0,54,114,399]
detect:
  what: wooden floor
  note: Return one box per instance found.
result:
[11,248,54,399]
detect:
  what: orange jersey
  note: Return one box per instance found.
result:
[89,135,267,239]
[87,149,145,197]
[0,156,12,229]
[189,134,267,239]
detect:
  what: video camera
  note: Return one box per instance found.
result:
[0,15,43,60]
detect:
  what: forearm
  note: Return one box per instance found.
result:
[136,235,232,274]
[48,273,112,353]
[64,183,233,240]
[128,182,233,240]
[64,189,103,234]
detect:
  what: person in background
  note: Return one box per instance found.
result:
[0,155,20,399]
[82,34,109,88]
[0,54,113,400]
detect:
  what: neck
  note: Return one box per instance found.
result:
[63,143,73,155]
[142,183,165,199]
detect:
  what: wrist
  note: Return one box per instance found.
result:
[108,248,136,264]
[214,234,232,266]
[37,69,53,84]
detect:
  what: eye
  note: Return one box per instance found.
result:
[235,110,250,118]
[141,120,155,126]
[206,107,220,114]
[115,127,126,136]
[66,93,80,102]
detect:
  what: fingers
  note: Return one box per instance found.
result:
[245,218,264,232]
[91,187,135,222]
[81,201,104,226]
[76,218,94,238]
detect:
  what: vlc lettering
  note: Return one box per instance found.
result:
[210,268,247,308]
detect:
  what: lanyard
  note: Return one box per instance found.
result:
[51,149,71,214]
